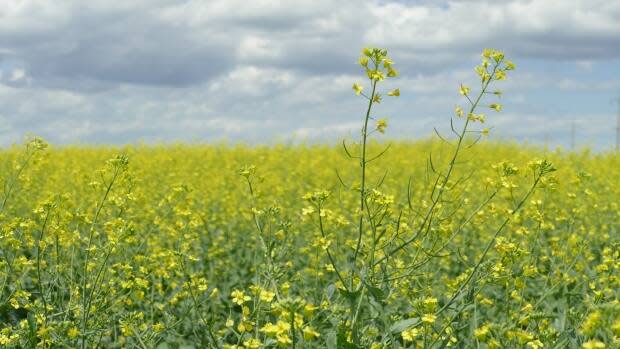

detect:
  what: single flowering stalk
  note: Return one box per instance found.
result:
[351,48,398,278]
[348,47,399,344]
[379,49,513,264]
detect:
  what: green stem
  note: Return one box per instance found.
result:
[350,286,366,343]
[36,208,51,318]
[80,168,120,349]
[179,255,220,349]
[352,78,378,285]
[317,203,348,289]
[291,307,297,349]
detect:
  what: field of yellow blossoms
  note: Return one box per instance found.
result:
[1,48,619,348]
[0,140,617,348]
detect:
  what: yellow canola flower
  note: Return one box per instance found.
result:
[387,88,400,96]
[402,327,420,342]
[376,118,388,134]
[303,326,320,340]
[243,338,262,349]
[277,333,292,345]
[612,318,620,336]
[489,103,502,112]
[527,340,544,349]
[455,105,464,117]
[421,313,437,324]
[353,83,364,95]
[582,340,606,349]
[153,323,165,333]
[237,319,254,333]
[260,321,291,337]
[368,70,386,81]
[259,289,275,303]
[492,51,504,63]
[474,325,490,340]
[67,327,80,339]
[231,289,251,305]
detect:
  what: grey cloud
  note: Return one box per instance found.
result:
[3,0,620,90]
[0,0,619,148]
[0,0,236,88]
[371,0,620,67]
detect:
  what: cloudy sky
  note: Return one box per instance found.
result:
[1,0,619,149]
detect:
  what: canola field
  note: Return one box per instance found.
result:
[1,48,620,349]
[0,140,618,348]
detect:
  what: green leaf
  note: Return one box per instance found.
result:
[390,317,420,334]
[337,328,362,349]
[327,284,337,300]
[365,283,386,301]
[326,331,337,349]
[338,288,361,302]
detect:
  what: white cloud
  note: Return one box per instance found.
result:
[575,60,594,72]
[556,78,620,91]
[370,0,620,63]
[208,66,294,97]
[9,68,25,81]
[292,121,360,139]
